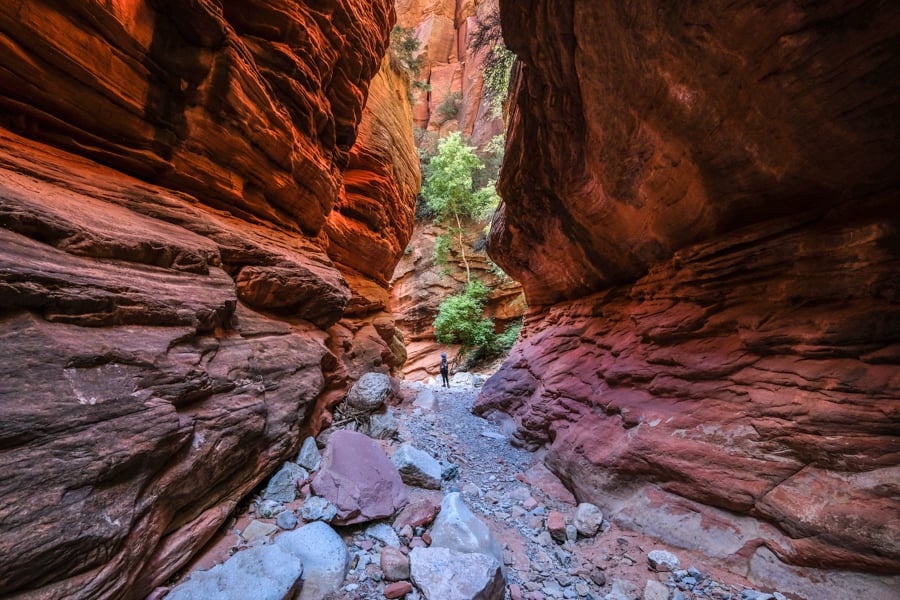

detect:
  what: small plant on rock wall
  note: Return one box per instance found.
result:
[389,26,423,78]
[435,91,463,124]
[471,8,515,118]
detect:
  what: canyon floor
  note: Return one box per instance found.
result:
[167,379,790,600]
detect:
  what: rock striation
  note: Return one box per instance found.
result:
[478,0,900,594]
[0,1,413,598]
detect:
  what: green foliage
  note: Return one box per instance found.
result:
[435,91,462,123]
[433,234,451,264]
[433,282,495,348]
[423,132,499,226]
[471,8,515,118]
[493,319,522,354]
[389,26,423,78]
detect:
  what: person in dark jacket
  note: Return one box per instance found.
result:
[439,352,449,387]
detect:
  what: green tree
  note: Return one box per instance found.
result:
[423,132,499,282]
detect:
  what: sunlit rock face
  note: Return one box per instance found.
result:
[479,0,900,595]
[0,1,401,598]
[396,0,503,145]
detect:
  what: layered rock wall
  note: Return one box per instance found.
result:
[0,1,413,598]
[478,0,900,595]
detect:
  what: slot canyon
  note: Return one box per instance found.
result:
[0,1,897,599]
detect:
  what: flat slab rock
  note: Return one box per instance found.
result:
[311,429,407,525]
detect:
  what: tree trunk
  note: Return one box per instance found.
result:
[454,209,471,284]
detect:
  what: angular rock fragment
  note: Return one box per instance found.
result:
[410,546,505,600]
[391,444,442,489]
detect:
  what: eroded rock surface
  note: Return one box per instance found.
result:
[478,0,900,592]
[0,1,411,598]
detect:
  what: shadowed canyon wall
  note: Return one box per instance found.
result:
[0,1,416,598]
[477,0,899,597]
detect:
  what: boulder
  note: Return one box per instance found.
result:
[429,493,503,567]
[380,546,410,581]
[165,543,303,600]
[346,372,393,414]
[547,511,567,544]
[275,522,349,600]
[311,430,407,525]
[648,550,680,573]
[573,503,604,538]
[296,437,322,472]
[643,579,670,600]
[410,547,505,600]
[300,496,337,523]
[391,444,442,489]
[365,409,400,440]
[264,463,308,503]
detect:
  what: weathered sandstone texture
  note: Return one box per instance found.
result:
[396,0,504,145]
[0,1,411,598]
[478,0,900,596]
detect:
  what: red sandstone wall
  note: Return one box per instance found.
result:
[478,1,900,596]
[0,1,412,598]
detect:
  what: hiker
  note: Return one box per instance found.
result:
[439,352,450,387]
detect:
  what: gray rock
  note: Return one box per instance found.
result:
[565,524,578,543]
[647,549,680,572]
[365,522,401,547]
[643,579,670,600]
[165,543,303,600]
[256,499,284,519]
[276,510,298,531]
[430,492,504,567]
[573,503,604,538]
[300,496,337,523]
[346,372,392,414]
[450,372,475,387]
[604,579,640,600]
[264,462,308,503]
[410,547,505,600]
[414,387,437,411]
[365,409,399,440]
[296,436,321,471]
[391,444,442,489]
[276,521,349,600]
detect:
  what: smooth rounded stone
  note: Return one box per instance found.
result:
[296,436,321,471]
[264,462,308,503]
[429,493,504,567]
[391,444,442,489]
[380,546,410,581]
[300,496,337,523]
[275,521,349,600]
[276,510,299,531]
[643,579,670,600]
[573,503,604,537]
[257,499,284,519]
[648,550,680,572]
[166,543,303,600]
[366,409,400,439]
[565,524,578,543]
[410,547,505,600]
[366,522,401,547]
[311,430,407,525]
[346,372,392,414]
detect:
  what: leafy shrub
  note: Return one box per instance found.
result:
[433,234,451,264]
[389,26,423,78]
[435,91,462,123]
[471,9,515,118]
[433,281,495,348]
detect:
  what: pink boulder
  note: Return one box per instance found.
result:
[311,430,407,525]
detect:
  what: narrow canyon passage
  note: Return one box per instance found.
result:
[0,1,897,599]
